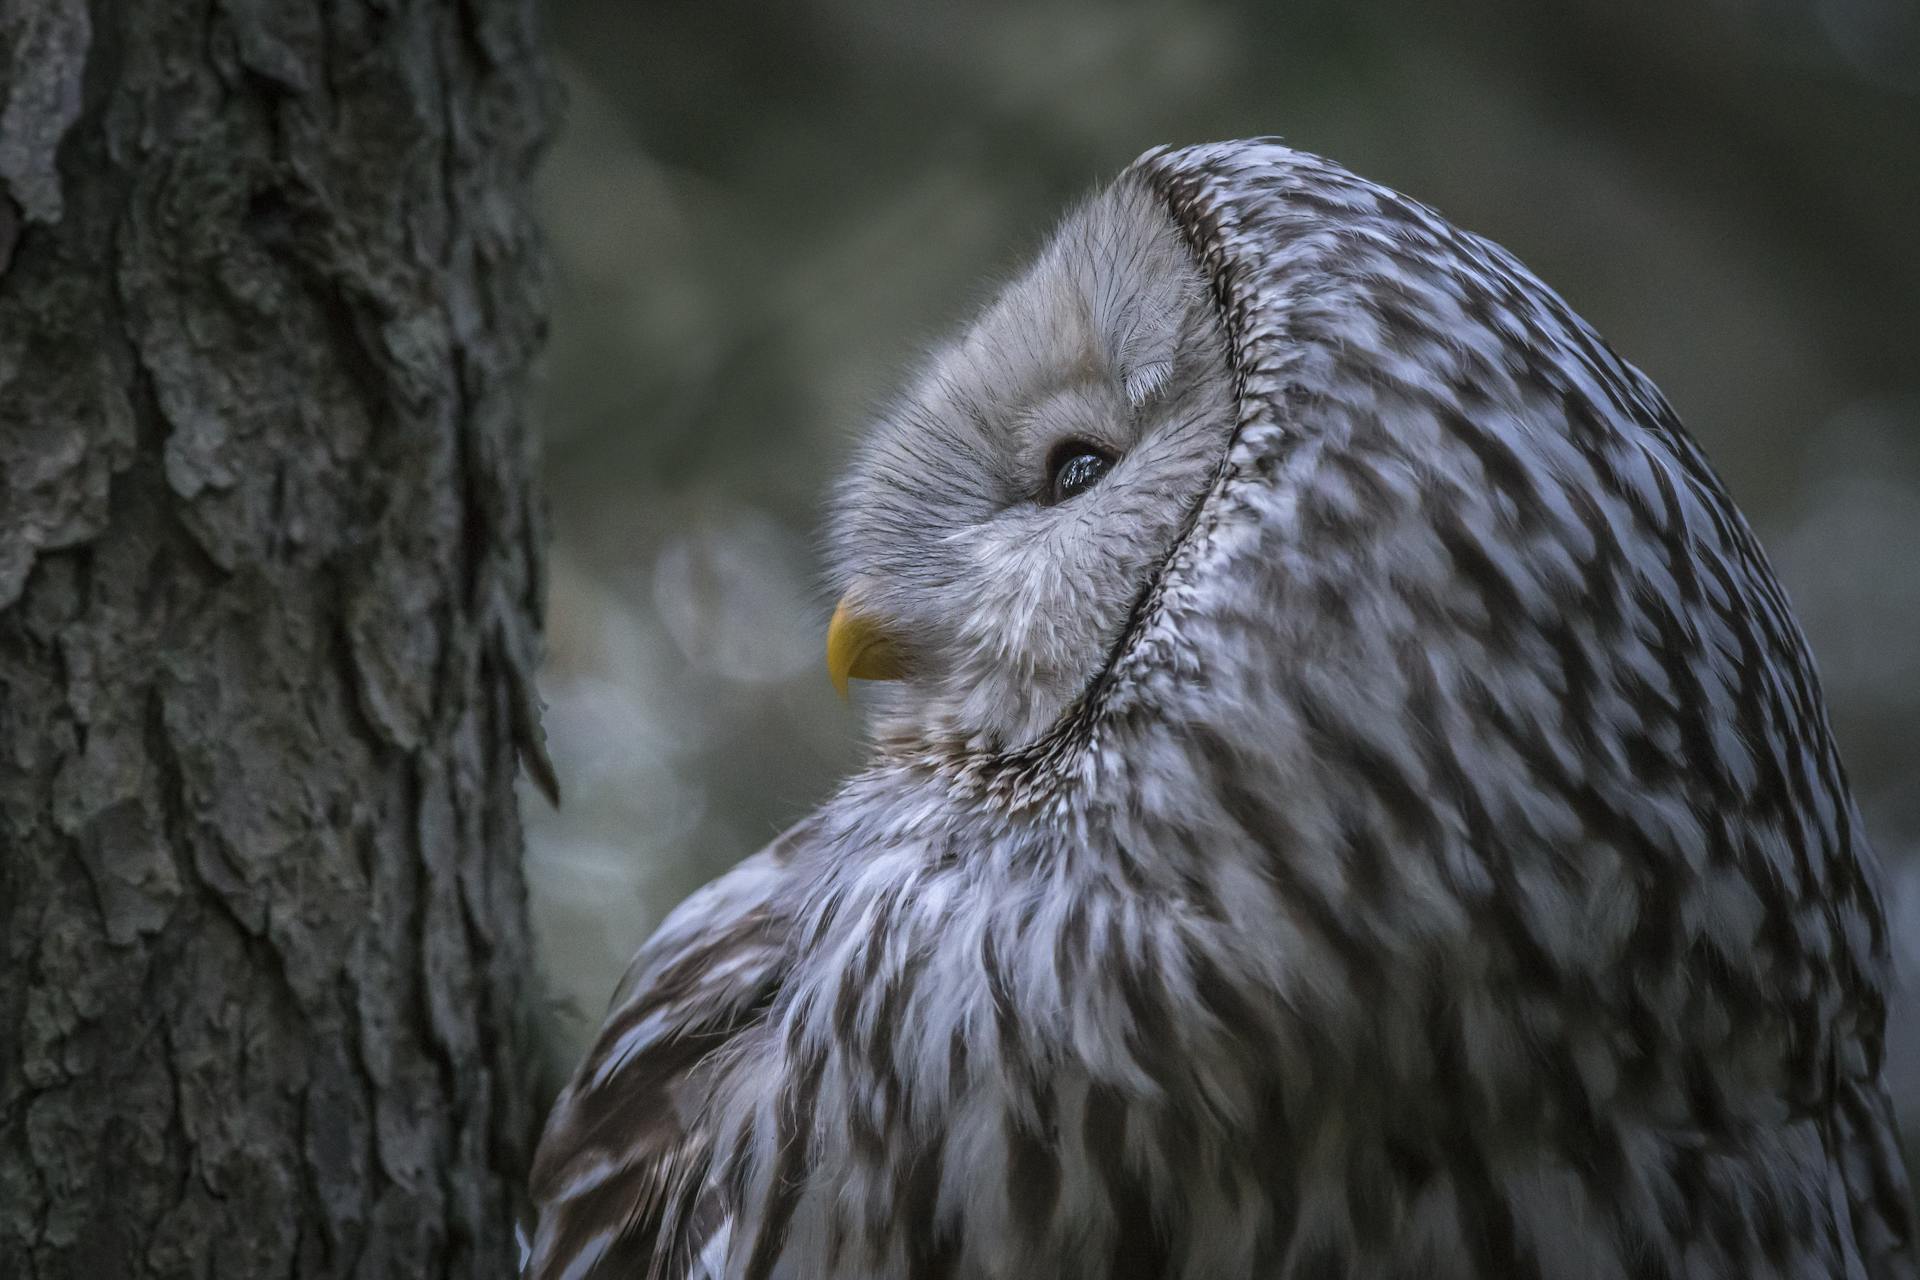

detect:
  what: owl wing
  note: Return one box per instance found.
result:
[1835,1066,1920,1280]
[523,818,816,1280]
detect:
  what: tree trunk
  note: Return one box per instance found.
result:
[0,1,553,1275]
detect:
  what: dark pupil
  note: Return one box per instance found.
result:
[1052,447,1113,501]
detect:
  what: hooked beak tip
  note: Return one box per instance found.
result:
[826,597,907,698]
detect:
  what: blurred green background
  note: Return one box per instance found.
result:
[522,0,1920,1142]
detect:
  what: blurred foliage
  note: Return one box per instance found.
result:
[523,0,1920,1140]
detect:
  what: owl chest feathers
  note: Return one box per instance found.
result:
[690,741,1870,1280]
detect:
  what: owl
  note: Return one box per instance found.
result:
[524,140,1917,1279]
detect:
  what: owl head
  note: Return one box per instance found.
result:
[827,175,1236,752]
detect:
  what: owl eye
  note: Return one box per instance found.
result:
[1045,442,1116,504]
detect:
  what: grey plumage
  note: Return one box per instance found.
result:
[526,140,1917,1279]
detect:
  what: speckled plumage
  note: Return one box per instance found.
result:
[525,140,1917,1280]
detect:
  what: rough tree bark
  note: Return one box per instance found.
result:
[0,1,553,1276]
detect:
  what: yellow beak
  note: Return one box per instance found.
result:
[826,597,908,698]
